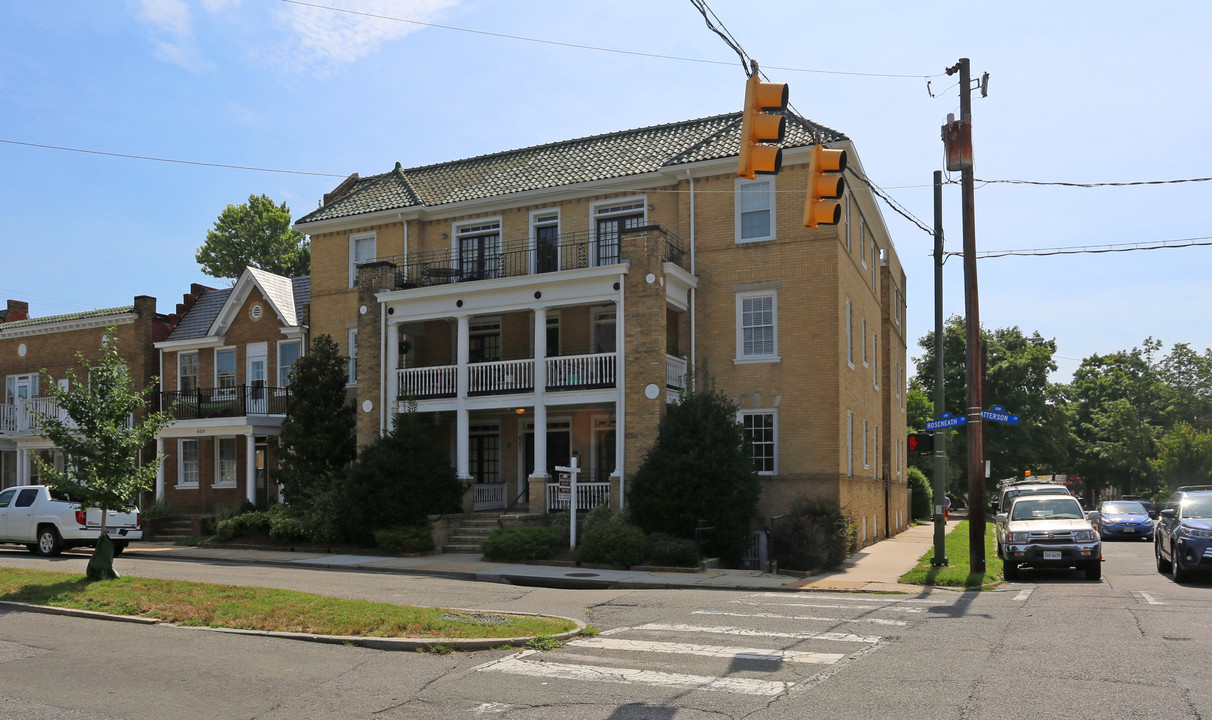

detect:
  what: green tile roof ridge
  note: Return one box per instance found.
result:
[0,305,136,331]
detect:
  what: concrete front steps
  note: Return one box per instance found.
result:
[442,513,503,554]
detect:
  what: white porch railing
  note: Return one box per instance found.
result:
[546,481,611,512]
[0,398,74,434]
[546,352,616,390]
[469,358,534,394]
[472,482,507,510]
[666,354,688,390]
[398,365,457,399]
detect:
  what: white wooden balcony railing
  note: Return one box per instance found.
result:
[666,354,688,390]
[0,398,75,434]
[472,482,507,510]
[397,352,617,400]
[546,481,611,512]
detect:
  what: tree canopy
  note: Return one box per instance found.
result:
[196,193,309,280]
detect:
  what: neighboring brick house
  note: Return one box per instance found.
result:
[295,111,910,547]
[152,267,309,513]
[0,296,177,490]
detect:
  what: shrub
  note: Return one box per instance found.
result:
[213,510,271,541]
[907,466,933,520]
[374,525,435,554]
[579,507,650,569]
[647,532,699,567]
[770,498,856,572]
[268,512,307,543]
[481,526,560,562]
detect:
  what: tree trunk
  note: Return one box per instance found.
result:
[86,509,119,581]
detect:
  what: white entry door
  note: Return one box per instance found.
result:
[246,343,267,414]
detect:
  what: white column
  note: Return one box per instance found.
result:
[533,307,548,478]
[16,448,29,485]
[155,437,165,501]
[245,433,256,505]
[455,315,471,480]
[614,284,626,506]
[386,320,401,432]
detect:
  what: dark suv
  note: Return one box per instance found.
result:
[1155,489,1212,582]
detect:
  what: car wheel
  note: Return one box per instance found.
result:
[35,526,63,557]
[1156,539,1171,572]
[1171,543,1191,583]
[1083,559,1102,581]
[1003,561,1019,581]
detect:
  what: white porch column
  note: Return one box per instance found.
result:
[532,307,548,478]
[455,315,471,480]
[245,433,256,505]
[614,282,626,506]
[155,437,165,501]
[16,448,29,485]
[386,320,401,432]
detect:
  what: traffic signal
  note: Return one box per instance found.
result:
[737,74,788,179]
[907,432,934,454]
[803,144,848,228]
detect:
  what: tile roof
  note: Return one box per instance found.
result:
[164,272,311,342]
[296,111,844,225]
[291,276,310,326]
[248,267,297,326]
[0,306,136,333]
[165,288,230,341]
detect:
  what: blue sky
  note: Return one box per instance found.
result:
[3,1,1210,383]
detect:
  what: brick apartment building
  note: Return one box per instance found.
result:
[295,111,910,546]
[0,297,176,490]
[152,267,309,513]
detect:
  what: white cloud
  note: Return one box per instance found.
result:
[127,0,213,73]
[273,0,459,73]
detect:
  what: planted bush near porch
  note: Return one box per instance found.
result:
[374,525,435,554]
[481,526,561,562]
[769,498,857,572]
[578,506,649,569]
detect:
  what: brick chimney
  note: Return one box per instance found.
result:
[4,300,29,322]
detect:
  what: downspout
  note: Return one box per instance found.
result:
[616,272,626,508]
[687,169,697,382]
[380,302,387,437]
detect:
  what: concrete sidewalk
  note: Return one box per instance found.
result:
[124,518,960,592]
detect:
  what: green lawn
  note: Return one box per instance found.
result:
[899,520,1004,588]
[0,568,577,640]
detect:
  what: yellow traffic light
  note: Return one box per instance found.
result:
[803,144,848,228]
[737,75,788,179]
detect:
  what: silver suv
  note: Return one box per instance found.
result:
[996,495,1101,581]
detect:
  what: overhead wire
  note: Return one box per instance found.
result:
[946,236,1212,259]
[0,139,346,178]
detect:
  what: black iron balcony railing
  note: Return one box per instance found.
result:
[160,385,290,421]
[358,225,686,289]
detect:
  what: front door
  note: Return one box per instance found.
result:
[247,343,267,414]
[255,442,269,508]
[523,424,572,480]
[594,212,643,267]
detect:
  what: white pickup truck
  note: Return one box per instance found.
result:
[0,485,142,557]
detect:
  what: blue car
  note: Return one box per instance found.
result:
[1155,490,1212,582]
[1092,500,1154,540]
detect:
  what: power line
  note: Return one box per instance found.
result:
[281,0,942,79]
[946,236,1212,259]
[845,166,934,236]
[0,139,345,178]
[974,176,1212,188]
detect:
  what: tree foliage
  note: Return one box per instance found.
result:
[1151,422,1212,493]
[627,376,760,566]
[34,326,173,579]
[276,334,355,508]
[196,194,309,280]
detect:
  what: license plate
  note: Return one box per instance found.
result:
[1124,528,1135,533]
[1043,551,1062,560]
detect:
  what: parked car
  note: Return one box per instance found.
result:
[993,483,1073,555]
[1120,494,1158,518]
[996,495,1102,581]
[1155,489,1212,582]
[0,485,142,557]
[1090,500,1154,540]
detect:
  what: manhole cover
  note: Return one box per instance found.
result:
[566,572,600,578]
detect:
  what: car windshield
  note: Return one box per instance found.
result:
[1011,498,1084,521]
[1102,501,1146,514]
[1181,497,1212,519]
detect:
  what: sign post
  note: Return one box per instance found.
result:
[555,456,581,549]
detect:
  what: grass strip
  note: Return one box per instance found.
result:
[898,519,1003,588]
[0,568,576,639]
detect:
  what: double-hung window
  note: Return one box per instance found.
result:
[215,348,236,394]
[736,291,777,361]
[278,341,301,388]
[736,178,775,243]
[179,352,199,393]
[740,410,777,474]
[179,439,199,487]
[216,437,237,486]
[349,232,376,287]
[347,329,358,385]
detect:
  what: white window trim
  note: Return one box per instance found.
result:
[861,318,868,367]
[177,351,199,392]
[739,409,778,475]
[734,177,777,244]
[529,208,561,274]
[872,333,879,390]
[590,195,647,267]
[213,437,238,488]
[735,290,779,364]
[214,346,237,392]
[347,328,358,386]
[863,419,869,469]
[844,193,852,251]
[860,217,867,267]
[177,439,199,488]
[847,411,854,476]
[873,425,879,479]
[277,339,301,388]
[845,298,854,369]
[349,231,377,288]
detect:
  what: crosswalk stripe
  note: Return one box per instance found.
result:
[750,592,947,605]
[693,610,908,627]
[731,599,924,613]
[480,654,793,696]
[567,637,845,664]
[630,622,881,644]
[1014,588,1034,602]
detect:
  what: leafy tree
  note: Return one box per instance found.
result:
[1078,398,1157,497]
[1155,342,1212,428]
[196,194,309,280]
[340,408,463,544]
[34,326,172,580]
[276,335,355,509]
[1151,421,1212,495]
[627,375,760,566]
[906,380,934,432]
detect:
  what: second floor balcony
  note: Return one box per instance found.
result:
[159,385,291,421]
[1,397,71,434]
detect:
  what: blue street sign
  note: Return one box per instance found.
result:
[926,416,967,431]
[982,409,1020,425]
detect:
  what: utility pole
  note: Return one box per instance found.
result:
[930,169,948,566]
[946,57,986,573]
